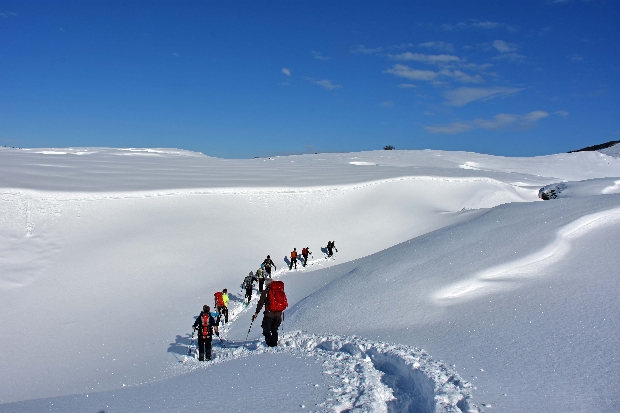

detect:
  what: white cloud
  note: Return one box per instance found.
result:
[439,69,484,84]
[312,51,330,61]
[305,78,342,90]
[424,111,549,134]
[389,52,461,64]
[570,53,583,61]
[282,68,291,76]
[397,83,417,88]
[384,64,438,81]
[172,52,180,57]
[555,110,569,118]
[380,100,395,108]
[350,45,383,54]
[419,41,455,53]
[443,87,524,106]
[493,40,518,53]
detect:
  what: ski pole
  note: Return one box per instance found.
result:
[216,333,226,347]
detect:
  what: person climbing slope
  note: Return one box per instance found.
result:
[289,247,298,270]
[242,272,257,304]
[301,246,311,267]
[192,305,219,361]
[252,279,288,347]
[326,240,338,257]
[256,267,265,292]
[262,255,276,277]
[214,289,229,324]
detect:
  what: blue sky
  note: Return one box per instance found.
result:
[1,1,618,158]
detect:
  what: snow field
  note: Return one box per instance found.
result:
[2,147,620,412]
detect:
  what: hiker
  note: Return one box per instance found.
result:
[242,272,257,303]
[327,240,338,257]
[262,255,276,277]
[302,246,311,267]
[256,267,266,292]
[192,305,219,361]
[289,248,298,270]
[214,289,229,324]
[252,279,288,347]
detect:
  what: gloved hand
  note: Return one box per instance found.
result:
[252,313,258,322]
[215,331,220,337]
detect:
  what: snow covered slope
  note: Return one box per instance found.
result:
[1,147,619,412]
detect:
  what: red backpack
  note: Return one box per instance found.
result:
[214,292,225,307]
[201,313,210,339]
[267,281,288,312]
[302,247,307,255]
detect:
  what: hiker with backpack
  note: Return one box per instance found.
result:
[256,267,266,292]
[262,255,276,277]
[242,272,257,304]
[252,278,288,347]
[302,247,311,267]
[192,304,220,361]
[327,241,338,257]
[289,248,298,270]
[214,289,229,325]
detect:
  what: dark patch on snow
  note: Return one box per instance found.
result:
[568,140,620,153]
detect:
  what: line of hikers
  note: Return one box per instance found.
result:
[192,241,337,361]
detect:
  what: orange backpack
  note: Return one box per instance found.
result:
[214,292,225,307]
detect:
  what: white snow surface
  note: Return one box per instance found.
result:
[1,147,619,412]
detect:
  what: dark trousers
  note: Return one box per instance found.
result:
[197,335,213,361]
[261,315,282,347]
[289,257,297,269]
[245,286,253,302]
[327,247,333,257]
[216,306,228,324]
[265,267,272,277]
[302,253,308,266]
[258,278,264,292]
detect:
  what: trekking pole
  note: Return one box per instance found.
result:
[217,333,226,347]
[245,319,254,341]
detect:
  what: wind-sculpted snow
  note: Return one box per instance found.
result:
[434,206,620,303]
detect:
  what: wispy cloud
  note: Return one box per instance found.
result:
[312,51,330,61]
[380,100,395,108]
[493,40,518,53]
[570,53,583,61]
[555,110,569,118]
[424,111,549,134]
[443,86,523,106]
[439,69,484,84]
[397,83,417,88]
[0,11,17,18]
[385,64,484,84]
[419,41,455,53]
[350,44,383,54]
[388,52,461,65]
[282,68,291,76]
[441,20,517,32]
[493,53,526,63]
[384,64,437,81]
[305,77,342,90]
